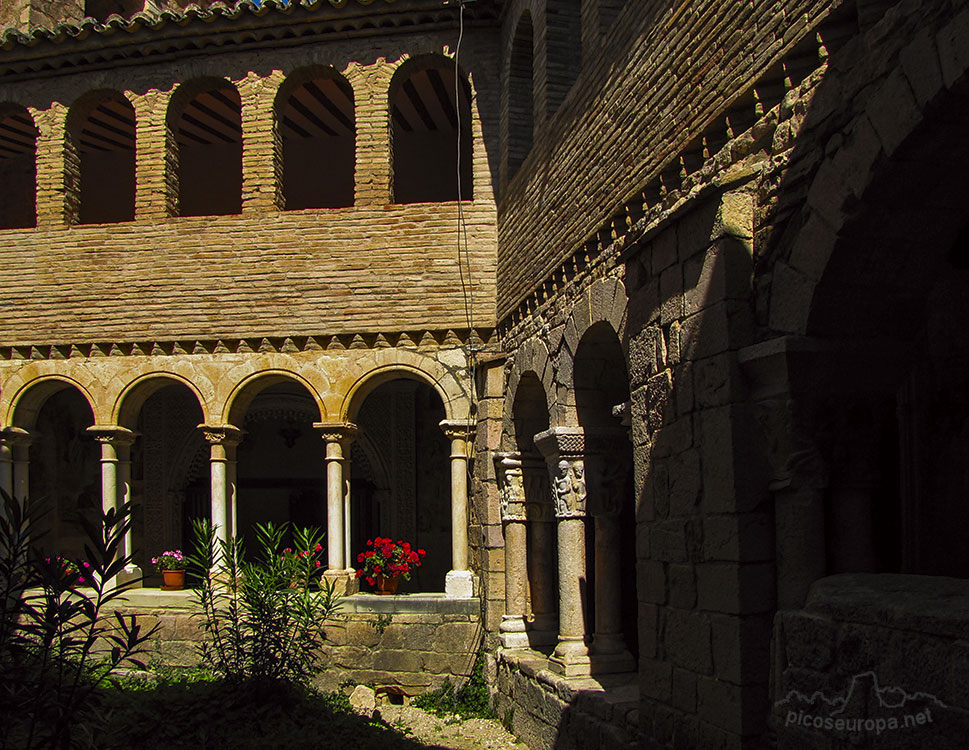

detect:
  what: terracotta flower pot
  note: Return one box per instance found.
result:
[375,575,399,595]
[161,569,186,591]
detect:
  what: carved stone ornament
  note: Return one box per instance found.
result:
[86,425,138,447]
[313,422,359,445]
[200,424,244,447]
[552,458,587,518]
[494,452,526,521]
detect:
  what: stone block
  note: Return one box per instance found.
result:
[639,602,659,659]
[652,416,693,459]
[711,613,771,685]
[668,564,697,610]
[779,611,834,672]
[696,677,744,734]
[702,513,773,563]
[372,649,422,673]
[866,68,922,157]
[640,560,667,604]
[347,620,380,647]
[649,520,688,563]
[639,656,673,702]
[696,562,775,615]
[693,353,744,409]
[659,265,684,326]
[667,448,701,517]
[937,8,969,88]
[651,225,678,274]
[672,667,698,713]
[666,608,713,675]
[432,621,479,653]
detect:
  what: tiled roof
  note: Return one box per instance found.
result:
[0,0,399,50]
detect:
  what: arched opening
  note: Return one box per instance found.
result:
[390,57,472,204]
[124,381,206,584]
[26,387,98,561]
[545,0,581,116]
[67,92,136,225]
[168,80,242,217]
[512,372,558,650]
[0,106,37,230]
[574,321,638,666]
[235,381,325,559]
[351,378,451,592]
[277,69,355,210]
[507,12,534,179]
[84,0,143,21]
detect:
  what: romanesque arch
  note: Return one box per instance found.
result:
[275,66,355,210]
[223,369,326,426]
[114,371,209,428]
[388,54,473,204]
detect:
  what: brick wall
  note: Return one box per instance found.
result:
[0,28,500,346]
[496,0,835,319]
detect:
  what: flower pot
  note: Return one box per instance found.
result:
[375,575,399,595]
[161,569,186,591]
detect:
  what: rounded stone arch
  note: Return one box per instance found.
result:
[503,336,555,448]
[556,276,629,425]
[6,375,99,430]
[222,369,326,426]
[766,14,969,337]
[341,363,462,425]
[113,372,210,429]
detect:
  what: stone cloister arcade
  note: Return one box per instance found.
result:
[0,347,476,597]
[495,277,639,678]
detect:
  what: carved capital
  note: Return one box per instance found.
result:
[533,427,585,460]
[494,452,526,521]
[199,424,244,447]
[550,458,587,518]
[439,419,475,442]
[0,426,32,449]
[313,422,359,445]
[86,425,138,447]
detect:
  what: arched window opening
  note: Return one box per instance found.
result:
[69,93,136,225]
[28,388,98,561]
[545,0,581,117]
[508,13,534,179]
[575,321,638,667]
[235,382,325,560]
[169,81,242,217]
[599,0,626,36]
[277,71,355,210]
[390,60,472,204]
[0,107,37,230]
[351,378,450,592]
[84,0,143,21]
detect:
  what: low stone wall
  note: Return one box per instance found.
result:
[493,650,640,750]
[774,574,969,749]
[113,590,482,695]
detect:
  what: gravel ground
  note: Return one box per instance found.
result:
[376,705,531,750]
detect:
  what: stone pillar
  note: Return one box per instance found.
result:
[238,70,285,213]
[201,426,243,547]
[314,423,359,595]
[441,419,475,598]
[0,427,31,503]
[523,453,557,645]
[88,426,140,586]
[535,427,591,676]
[495,451,529,648]
[739,338,828,610]
[129,90,174,220]
[31,103,73,227]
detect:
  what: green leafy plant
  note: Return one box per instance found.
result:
[372,612,393,635]
[150,549,187,571]
[188,519,342,685]
[0,490,156,750]
[413,651,494,720]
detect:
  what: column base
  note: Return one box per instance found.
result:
[526,613,558,646]
[549,637,592,676]
[323,569,359,596]
[589,650,637,675]
[499,615,530,648]
[445,569,475,598]
[116,565,143,588]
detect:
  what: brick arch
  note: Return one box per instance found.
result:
[0,102,37,230]
[113,372,210,429]
[5,374,98,430]
[338,350,469,424]
[767,13,969,336]
[222,369,326,427]
[503,336,555,447]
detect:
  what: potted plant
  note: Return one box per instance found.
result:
[152,549,188,590]
[355,537,426,594]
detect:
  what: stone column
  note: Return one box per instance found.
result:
[88,426,140,586]
[495,451,529,648]
[0,427,31,503]
[441,419,475,598]
[314,423,359,595]
[523,453,557,645]
[201,426,243,547]
[535,427,591,677]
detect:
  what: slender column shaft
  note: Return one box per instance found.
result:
[99,440,119,515]
[325,438,346,570]
[88,426,138,586]
[201,426,243,547]
[441,420,475,598]
[227,458,238,541]
[592,515,625,653]
[555,516,589,659]
[210,446,228,543]
[117,443,133,561]
[12,443,29,505]
[529,519,558,632]
[0,441,13,500]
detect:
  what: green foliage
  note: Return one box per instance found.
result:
[413,651,494,720]
[0,490,157,750]
[372,612,393,635]
[188,518,342,685]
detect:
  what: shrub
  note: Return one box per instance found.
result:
[0,490,156,750]
[413,651,494,720]
[188,519,341,685]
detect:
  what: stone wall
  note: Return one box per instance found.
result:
[774,574,969,749]
[115,590,482,695]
